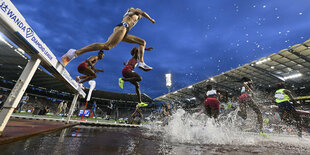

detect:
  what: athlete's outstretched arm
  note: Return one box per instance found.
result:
[145,47,153,51]
[86,56,104,72]
[135,8,155,23]
[284,90,298,105]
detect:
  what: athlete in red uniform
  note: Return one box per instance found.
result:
[118,47,152,107]
[237,77,265,136]
[76,50,105,83]
[203,85,228,118]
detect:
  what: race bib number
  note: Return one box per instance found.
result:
[275,93,284,99]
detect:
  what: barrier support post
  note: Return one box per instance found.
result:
[0,56,41,136]
[66,93,79,124]
[80,101,89,120]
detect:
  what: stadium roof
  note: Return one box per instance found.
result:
[155,39,310,103]
[0,35,154,103]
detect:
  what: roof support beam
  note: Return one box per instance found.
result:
[250,65,284,82]
[238,65,276,85]
[208,81,239,94]
[289,49,310,64]
[177,91,193,97]
[223,74,240,81]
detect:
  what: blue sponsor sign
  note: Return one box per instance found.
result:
[0,0,85,97]
[79,110,90,117]
[0,0,54,62]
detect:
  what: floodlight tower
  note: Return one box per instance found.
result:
[165,73,172,93]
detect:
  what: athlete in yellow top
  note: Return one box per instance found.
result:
[274,82,302,137]
[61,8,155,71]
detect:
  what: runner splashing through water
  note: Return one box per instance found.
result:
[237,77,266,137]
[61,8,155,71]
[76,50,105,83]
[203,84,228,119]
[274,82,302,137]
[118,46,153,107]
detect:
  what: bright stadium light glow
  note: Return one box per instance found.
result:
[186,97,196,101]
[255,57,271,65]
[0,34,14,48]
[283,73,302,80]
[188,85,193,89]
[173,91,178,94]
[165,73,172,88]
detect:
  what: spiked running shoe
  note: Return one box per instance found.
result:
[119,78,124,89]
[137,102,148,107]
[138,62,152,71]
[61,49,77,66]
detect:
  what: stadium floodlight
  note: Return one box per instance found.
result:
[283,73,302,80]
[165,73,172,88]
[173,91,178,94]
[187,85,193,89]
[165,73,172,93]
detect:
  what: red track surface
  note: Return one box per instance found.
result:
[0,118,77,144]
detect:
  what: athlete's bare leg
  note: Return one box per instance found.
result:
[79,67,97,83]
[122,71,142,83]
[122,34,146,62]
[76,26,127,56]
[61,26,127,66]
[79,75,88,80]
[130,81,142,103]
[122,34,152,71]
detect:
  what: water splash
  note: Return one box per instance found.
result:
[145,107,310,150]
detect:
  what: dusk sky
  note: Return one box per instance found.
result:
[11,0,310,98]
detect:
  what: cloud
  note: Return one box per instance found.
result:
[11,0,310,98]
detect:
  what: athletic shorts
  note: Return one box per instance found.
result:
[77,62,88,73]
[116,22,129,37]
[122,67,133,78]
[204,97,220,110]
[278,101,295,112]
[238,93,250,103]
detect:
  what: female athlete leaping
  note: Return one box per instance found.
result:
[118,46,152,107]
[76,50,105,83]
[61,8,155,71]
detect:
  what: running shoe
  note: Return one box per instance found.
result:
[138,62,152,71]
[76,76,81,83]
[60,49,77,66]
[259,132,269,138]
[298,132,302,138]
[118,78,124,89]
[137,102,148,107]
